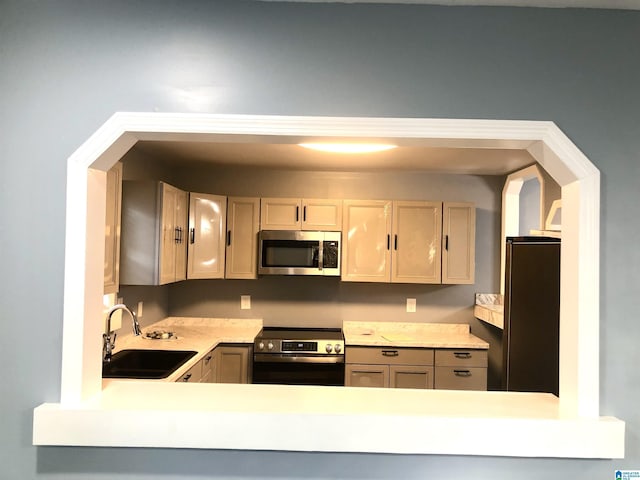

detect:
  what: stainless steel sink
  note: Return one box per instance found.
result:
[102,349,197,379]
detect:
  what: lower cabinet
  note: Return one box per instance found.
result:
[215,345,252,384]
[345,346,487,391]
[345,347,434,389]
[434,349,488,391]
[177,344,252,384]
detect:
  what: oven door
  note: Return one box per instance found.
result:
[252,354,345,386]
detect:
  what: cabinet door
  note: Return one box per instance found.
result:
[216,346,251,384]
[302,199,343,231]
[442,202,475,284]
[260,198,301,230]
[345,364,389,388]
[174,189,188,282]
[390,365,434,389]
[200,349,216,383]
[104,162,123,294]
[341,200,392,282]
[176,360,203,383]
[159,183,180,285]
[187,193,227,279]
[226,197,260,279]
[392,201,442,284]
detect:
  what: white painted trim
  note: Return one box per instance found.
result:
[499,164,545,294]
[37,113,621,457]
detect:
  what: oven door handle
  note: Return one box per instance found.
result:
[253,353,344,364]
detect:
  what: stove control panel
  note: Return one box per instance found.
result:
[254,338,345,355]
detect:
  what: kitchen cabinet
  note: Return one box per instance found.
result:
[120,181,188,285]
[345,347,434,389]
[200,348,216,383]
[341,200,392,282]
[260,198,342,231]
[215,345,252,384]
[225,197,260,279]
[104,161,123,294]
[187,193,227,280]
[342,200,473,284]
[392,201,442,284]
[177,359,203,383]
[434,349,487,391]
[441,202,476,284]
[342,200,443,284]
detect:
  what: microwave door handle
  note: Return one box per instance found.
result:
[318,242,323,271]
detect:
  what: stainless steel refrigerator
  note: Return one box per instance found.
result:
[503,236,560,396]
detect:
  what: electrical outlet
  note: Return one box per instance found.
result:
[241,295,251,310]
[406,298,416,313]
[137,301,144,318]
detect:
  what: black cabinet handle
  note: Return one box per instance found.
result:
[387,234,390,250]
[454,352,471,359]
[296,206,299,222]
[181,373,192,382]
[174,227,181,244]
[454,370,472,377]
[394,234,398,250]
[227,230,232,246]
[303,205,307,222]
[445,234,449,250]
[190,228,195,244]
[382,350,399,357]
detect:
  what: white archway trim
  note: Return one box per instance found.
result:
[33,113,623,458]
[500,164,546,294]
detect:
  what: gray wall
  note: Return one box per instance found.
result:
[2,1,639,479]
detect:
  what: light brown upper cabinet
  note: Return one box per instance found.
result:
[391,201,442,284]
[225,197,260,279]
[187,193,227,280]
[120,181,188,285]
[341,200,392,282]
[260,198,342,231]
[104,161,123,294]
[342,200,474,284]
[441,202,476,284]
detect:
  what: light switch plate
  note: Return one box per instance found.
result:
[406,298,416,313]
[241,295,251,310]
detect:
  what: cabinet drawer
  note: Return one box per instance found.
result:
[200,349,216,383]
[434,366,487,391]
[176,361,202,383]
[435,349,487,368]
[346,347,434,366]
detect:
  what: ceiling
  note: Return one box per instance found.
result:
[258,0,640,10]
[132,140,536,175]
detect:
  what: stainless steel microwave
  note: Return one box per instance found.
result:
[258,230,341,276]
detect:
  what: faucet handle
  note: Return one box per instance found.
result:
[102,331,117,362]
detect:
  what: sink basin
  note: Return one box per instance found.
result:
[102,349,197,379]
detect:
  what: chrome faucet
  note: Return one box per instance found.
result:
[103,303,142,363]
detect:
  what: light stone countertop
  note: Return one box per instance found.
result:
[474,304,504,330]
[104,317,263,383]
[343,321,489,349]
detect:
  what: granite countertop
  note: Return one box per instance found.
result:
[473,293,504,330]
[105,317,263,383]
[343,321,489,349]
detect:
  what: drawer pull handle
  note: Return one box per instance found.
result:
[382,350,399,357]
[454,352,471,359]
[181,373,192,382]
[454,370,472,377]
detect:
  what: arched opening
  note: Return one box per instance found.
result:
[33,113,623,458]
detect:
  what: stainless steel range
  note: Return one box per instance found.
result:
[252,327,345,386]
